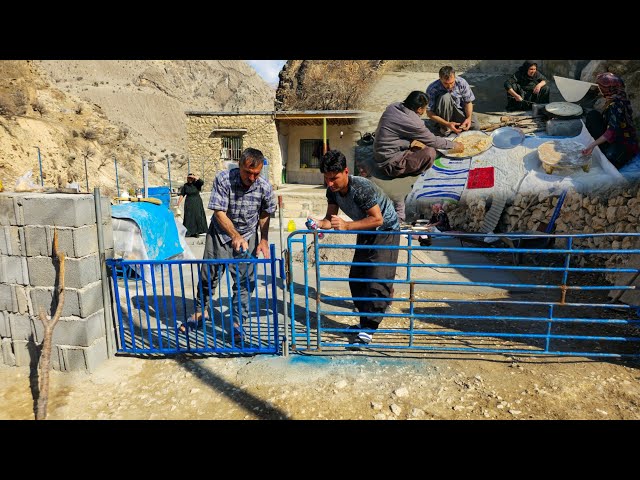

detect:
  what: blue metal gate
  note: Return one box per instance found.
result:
[287,230,640,358]
[107,245,280,354]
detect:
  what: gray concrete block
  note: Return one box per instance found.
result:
[1,338,15,366]
[57,345,86,371]
[15,284,30,314]
[8,313,34,341]
[24,225,50,256]
[0,196,18,226]
[0,255,29,285]
[0,283,13,311]
[0,310,9,337]
[73,225,99,257]
[84,337,108,373]
[101,221,113,251]
[0,226,22,256]
[21,194,96,228]
[30,281,103,318]
[100,195,112,224]
[27,254,99,289]
[44,310,106,347]
[0,227,7,255]
[12,339,38,367]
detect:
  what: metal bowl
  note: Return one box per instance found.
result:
[491,127,525,149]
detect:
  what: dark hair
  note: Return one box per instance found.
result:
[319,149,347,173]
[520,60,538,74]
[240,148,264,168]
[439,66,455,79]
[403,91,429,111]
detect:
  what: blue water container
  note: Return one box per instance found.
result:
[147,186,170,209]
[261,158,270,182]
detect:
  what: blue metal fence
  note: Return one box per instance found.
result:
[287,230,640,358]
[107,244,280,354]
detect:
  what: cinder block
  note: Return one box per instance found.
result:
[0,284,13,311]
[0,195,18,226]
[30,281,103,318]
[0,227,7,255]
[73,225,99,257]
[0,255,29,285]
[27,254,99,289]
[8,313,34,341]
[100,195,111,224]
[101,221,113,251]
[0,226,23,256]
[33,310,105,347]
[15,285,30,314]
[1,338,15,366]
[12,339,38,367]
[83,337,108,372]
[24,225,50,256]
[21,194,96,228]
[0,311,9,337]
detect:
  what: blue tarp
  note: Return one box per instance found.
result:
[111,201,183,260]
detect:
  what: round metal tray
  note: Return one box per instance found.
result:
[545,102,583,118]
[491,127,525,149]
[436,130,492,159]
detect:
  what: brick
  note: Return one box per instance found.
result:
[21,194,96,228]
[0,311,9,337]
[0,284,13,311]
[15,285,30,314]
[33,310,106,347]
[27,254,99,289]
[12,339,38,367]
[0,195,18,226]
[72,225,99,257]
[0,255,29,285]
[0,226,24,256]
[23,225,50,256]
[8,313,34,341]
[30,281,103,318]
[1,338,15,366]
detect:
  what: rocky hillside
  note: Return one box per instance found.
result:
[0,60,274,196]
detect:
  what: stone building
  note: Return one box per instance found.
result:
[186,110,363,187]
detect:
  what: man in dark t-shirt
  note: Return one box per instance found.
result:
[309,150,400,347]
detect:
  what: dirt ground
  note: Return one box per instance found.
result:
[1,344,639,421]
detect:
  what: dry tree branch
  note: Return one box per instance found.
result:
[35,229,65,420]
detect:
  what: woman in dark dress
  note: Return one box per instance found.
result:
[177,173,208,237]
[583,72,639,170]
[504,60,550,111]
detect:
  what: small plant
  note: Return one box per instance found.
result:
[81,128,97,140]
[75,103,83,114]
[0,93,16,117]
[31,101,47,116]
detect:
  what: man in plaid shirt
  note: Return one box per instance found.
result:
[184,147,276,344]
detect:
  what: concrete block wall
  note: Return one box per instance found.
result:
[0,192,114,373]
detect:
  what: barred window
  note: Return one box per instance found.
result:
[221,136,243,161]
[300,139,330,169]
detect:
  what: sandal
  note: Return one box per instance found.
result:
[233,323,244,344]
[178,310,209,334]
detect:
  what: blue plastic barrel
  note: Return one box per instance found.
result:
[147,186,170,209]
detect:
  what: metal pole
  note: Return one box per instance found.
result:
[167,155,172,191]
[278,195,289,356]
[142,158,149,198]
[202,157,205,186]
[34,146,43,186]
[94,187,116,358]
[187,156,190,176]
[114,156,120,197]
[84,155,89,192]
[322,117,327,155]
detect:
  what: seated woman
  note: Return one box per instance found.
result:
[583,72,639,170]
[504,61,550,111]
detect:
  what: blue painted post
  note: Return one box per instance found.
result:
[34,146,43,186]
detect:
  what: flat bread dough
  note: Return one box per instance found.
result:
[538,140,591,174]
[445,133,492,158]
